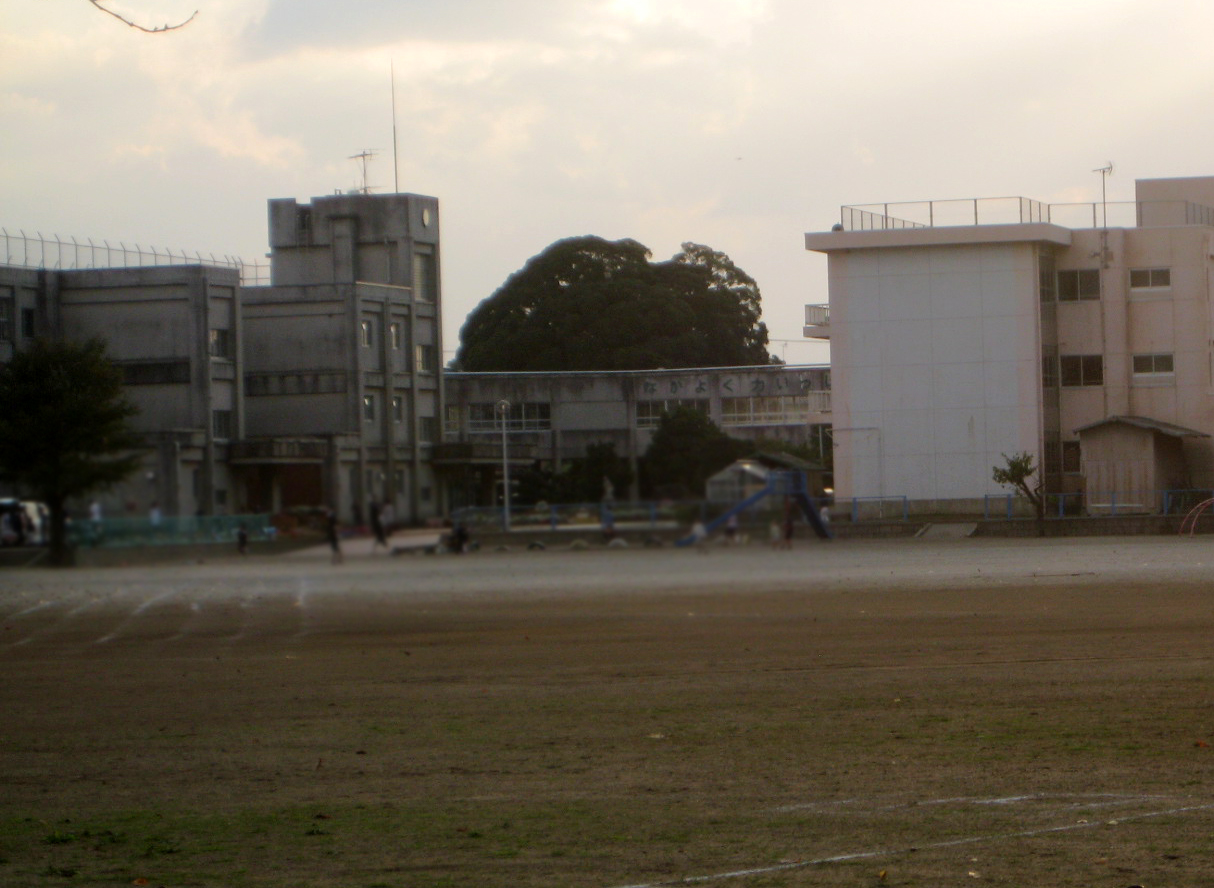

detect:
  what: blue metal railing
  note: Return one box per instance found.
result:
[67,513,275,548]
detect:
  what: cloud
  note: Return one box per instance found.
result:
[241,0,592,53]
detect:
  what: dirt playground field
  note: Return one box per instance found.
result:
[4,534,1214,887]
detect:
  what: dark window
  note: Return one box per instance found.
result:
[0,296,12,341]
[1132,353,1174,375]
[1057,269,1100,301]
[1043,438,1062,474]
[212,409,233,439]
[412,250,437,303]
[1129,268,1170,289]
[20,308,35,338]
[414,344,436,374]
[1060,354,1103,386]
[208,328,233,359]
[120,360,191,385]
[1062,441,1082,473]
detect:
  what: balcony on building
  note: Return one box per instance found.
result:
[803,304,830,340]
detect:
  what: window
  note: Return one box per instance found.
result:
[445,404,461,435]
[392,395,404,423]
[414,344,436,374]
[1129,268,1170,289]
[208,328,233,359]
[121,360,191,385]
[467,402,551,432]
[1057,269,1100,301]
[212,409,233,439]
[1041,353,1059,388]
[1132,353,1174,375]
[360,319,374,348]
[419,416,437,442]
[1062,441,1082,473]
[721,395,810,426]
[1038,249,1057,302]
[413,249,437,303]
[20,308,35,338]
[245,371,347,397]
[636,399,708,428]
[0,295,12,341]
[1043,437,1062,474]
[390,322,402,350]
[1060,354,1103,387]
[363,394,376,422]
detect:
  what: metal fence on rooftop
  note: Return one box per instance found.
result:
[839,198,1214,233]
[1,228,268,286]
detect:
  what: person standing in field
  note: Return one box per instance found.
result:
[325,507,343,565]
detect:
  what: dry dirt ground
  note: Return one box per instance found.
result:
[4,534,1214,887]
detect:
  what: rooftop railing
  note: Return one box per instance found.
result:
[1,228,269,286]
[839,198,1214,232]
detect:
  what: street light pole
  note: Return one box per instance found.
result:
[498,399,511,532]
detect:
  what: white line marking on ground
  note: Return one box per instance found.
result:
[95,588,181,644]
[611,798,1214,888]
[774,791,1153,813]
[6,600,57,620]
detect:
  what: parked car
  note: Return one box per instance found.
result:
[0,499,49,546]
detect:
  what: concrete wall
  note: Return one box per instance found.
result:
[823,242,1043,503]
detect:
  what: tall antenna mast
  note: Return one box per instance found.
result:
[349,149,377,194]
[391,61,400,194]
[1093,162,1113,227]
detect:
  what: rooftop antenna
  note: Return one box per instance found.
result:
[390,61,399,194]
[349,149,377,194]
[1093,162,1113,227]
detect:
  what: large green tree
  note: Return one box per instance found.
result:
[456,236,773,371]
[641,407,750,500]
[0,338,144,565]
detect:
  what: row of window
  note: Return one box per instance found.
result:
[637,399,708,428]
[360,318,406,350]
[1043,352,1176,387]
[1044,267,1172,303]
[360,393,437,441]
[451,396,820,433]
[720,395,816,426]
[358,322,437,374]
[246,371,347,397]
[467,402,553,432]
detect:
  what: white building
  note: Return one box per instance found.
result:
[806,176,1214,516]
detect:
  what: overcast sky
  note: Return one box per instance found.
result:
[6,0,1214,364]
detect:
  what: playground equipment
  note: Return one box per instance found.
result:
[675,470,832,547]
[1179,498,1214,536]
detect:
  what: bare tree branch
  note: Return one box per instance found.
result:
[87,0,197,33]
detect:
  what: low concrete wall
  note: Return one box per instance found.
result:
[973,514,1214,537]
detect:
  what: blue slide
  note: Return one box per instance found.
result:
[675,471,833,546]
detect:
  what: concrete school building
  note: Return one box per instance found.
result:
[805,175,1214,516]
[2,190,832,525]
[0,191,444,525]
[439,364,832,507]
